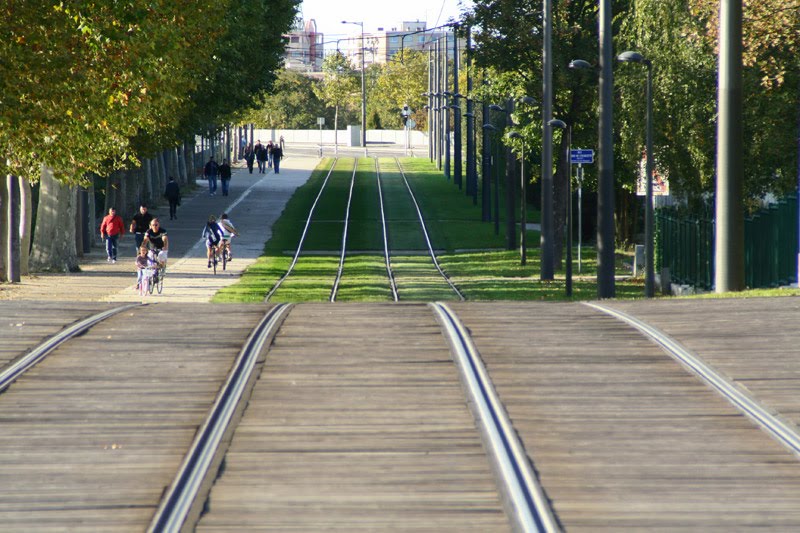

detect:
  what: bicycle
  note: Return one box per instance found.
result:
[138,267,153,296]
[211,243,222,275]
[151,262,165,293]
[146,248,166,293]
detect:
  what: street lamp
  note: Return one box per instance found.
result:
[482,123,500,235]
[489,104,508,239]
[617,50,655,298]
[508,95,537,266]
[508,131,528,265]
[342,20,367,156]
[549,118,573,296]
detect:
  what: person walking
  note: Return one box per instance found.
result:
[99,207,125,263]
[266,140,274,170]
[130,204,154,253]
[255,140,267,174]
[204,155,219,195]
[244,143,255,174]
[272,143,283,174]
[164,176,181,220]
[219,158,232,196]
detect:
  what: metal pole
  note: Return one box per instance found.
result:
[444,35,451,180]
[597,0,616,298]
[360,25,367,156]
[453,30,462,189]
[520,142,527,265]
[436,40,442,170]
[566,125,573,296]
[644,63,655,297]
[466,28,476,203]
[541,0,554,280]
[428,48,433,162]
[482,99,492,222]
[714,0,745,292]
[505,98,516,250]
[494,129,500,236]
[578,165,583,273]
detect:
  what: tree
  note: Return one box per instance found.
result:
[371,50,430,130]
[245,69,328,129]
[314,52,361,147]
[617,0,799,204]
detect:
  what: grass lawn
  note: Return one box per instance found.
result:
[214,156,652,303]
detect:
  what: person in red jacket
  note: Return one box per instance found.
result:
[99,207,125,263]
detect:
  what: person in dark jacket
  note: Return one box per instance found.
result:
[255,140,268,174]
[272,144,283,174]
[219,159,232,196]
[164,176,181,220]
[243,143,255,174]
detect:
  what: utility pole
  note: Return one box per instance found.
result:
[714,0,745,292]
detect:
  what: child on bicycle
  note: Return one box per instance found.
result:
[135,246,156,290]
[202,215,224,268]
[218,213,240,261]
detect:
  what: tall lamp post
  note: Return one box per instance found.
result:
[342,20,367,156]
[549,118,573,296]
[617,51,654,298]
[482,122,500,235]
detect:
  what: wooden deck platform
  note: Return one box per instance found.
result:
[450,300,800,530]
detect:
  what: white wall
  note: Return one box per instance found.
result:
[252,129,428,146]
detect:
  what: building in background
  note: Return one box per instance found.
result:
[284,18,324,73]
[337,22,458,67]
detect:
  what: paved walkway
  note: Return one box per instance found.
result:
[0,153,320,303]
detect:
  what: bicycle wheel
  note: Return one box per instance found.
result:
[212,253,218,275]
[148,272,155,294]
[156,268,164,294]
[222,247,227,271]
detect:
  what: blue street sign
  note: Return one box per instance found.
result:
[570,148,594,164]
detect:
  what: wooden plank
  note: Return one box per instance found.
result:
[449,301,800,530]
[196,303,511,532]
[0,303,269,530]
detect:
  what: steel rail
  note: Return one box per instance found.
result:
[430,302,560,532]
[265,158,338,302]
[329,160,358,302]
[148,303,293,533]
[0,304,140,393]
[395,158,465,301]
[375,157,399,301]
[585,302,800,458]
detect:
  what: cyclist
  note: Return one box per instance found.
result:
[142,218,169,266]
[217,213,239,261]
[202,215,224,268]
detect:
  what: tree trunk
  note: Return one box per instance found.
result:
[553,133,569,271]
[30,166,78,272]
[0,177,8,281]
[19,176,32,275]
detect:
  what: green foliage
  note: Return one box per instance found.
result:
[313,51,360,129]
[0,0,298,183]
[617,0,799,202]
[246,69,327,129]
[370,50,430,130]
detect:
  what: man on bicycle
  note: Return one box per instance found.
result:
[202,215,224,268]
[142,218,169,266]
[218,213,239,261]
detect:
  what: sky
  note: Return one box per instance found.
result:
[299,0,470,44]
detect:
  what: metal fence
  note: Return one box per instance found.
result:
[655,195,798,290]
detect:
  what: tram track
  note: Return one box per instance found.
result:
[0,303,140,392]
[265,157,339,302]
[3,299,800,529]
